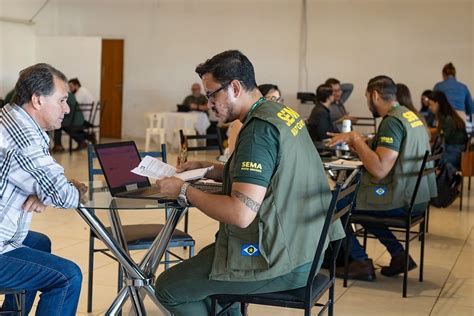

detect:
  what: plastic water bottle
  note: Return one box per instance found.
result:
[339,119,351,151]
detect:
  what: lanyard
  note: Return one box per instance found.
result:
[244,97,266,124]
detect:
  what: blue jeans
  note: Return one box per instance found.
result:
[0,231,82,316]
[442,144,465,169]
[349,205,426,261]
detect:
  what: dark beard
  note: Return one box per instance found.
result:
[368,97,380,118]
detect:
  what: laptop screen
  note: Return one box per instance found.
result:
[94,142,149,192]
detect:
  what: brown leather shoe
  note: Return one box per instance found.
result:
[336,259,376,281]
[380,252,417,277]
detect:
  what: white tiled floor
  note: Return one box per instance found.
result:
[11,142,474,315]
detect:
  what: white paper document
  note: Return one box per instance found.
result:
[131,155,212,181]
[323,159,363,169]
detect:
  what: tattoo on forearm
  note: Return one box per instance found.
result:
[232,190,261,213]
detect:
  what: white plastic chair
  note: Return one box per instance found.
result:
[145,113,166,151]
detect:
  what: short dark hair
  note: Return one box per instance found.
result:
[366,75,397,102]
[195,50,257,91]
[325,78,340,86]
[442,62,456,77]
[395,83,414,109]
[315,84,333,103]
[68,78,81,87]
[258,84,279,97]
[12,63,67,106]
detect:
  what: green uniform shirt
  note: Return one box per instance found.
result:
[373,116,404,152]
[232,119,279,187]
[62,93,85,127]
[439,116,467,145]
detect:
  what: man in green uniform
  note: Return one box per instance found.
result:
[182,83,208,112]
[328,76,437,281]
[153,50,345,315]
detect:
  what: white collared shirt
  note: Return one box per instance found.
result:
[0,104,79,253]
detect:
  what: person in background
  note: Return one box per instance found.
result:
[307,83,337,141]
[182,83,208,112]
[426,91,467,169]
[420,90,436,128]
[52,92,88,152]
[0,63,87,315]
[328,75,436,281]
[325,78,356,130]
[68,78,95,106]
[433,62,473,121]
[226,84,282,154]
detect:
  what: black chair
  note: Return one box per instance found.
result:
[88,101,104,144]
[210,174,362,316]
[86,144,195,313]
[0,289,26,316]
[352,116,377,134]
[343,150,441,297]
[179,129,224,155]
[297,92,316,104]
[67,102,95,155]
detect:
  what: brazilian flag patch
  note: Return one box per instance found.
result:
[374,186,387,196]
[241,244,260,256]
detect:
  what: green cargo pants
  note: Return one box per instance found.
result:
[154,243,311,316]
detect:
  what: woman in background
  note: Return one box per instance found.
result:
[226,84,282,155]
[420,89,436,127]
[396,83,429,133]
[426,90,467,168]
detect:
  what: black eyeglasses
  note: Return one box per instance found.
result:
[206,83,230,103]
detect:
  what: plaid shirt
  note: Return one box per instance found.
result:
[0,104,79,254]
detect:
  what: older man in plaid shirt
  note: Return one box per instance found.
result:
[0,64,87,316]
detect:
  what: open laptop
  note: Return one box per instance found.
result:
[94,141,222,200]
[94,141,173,201]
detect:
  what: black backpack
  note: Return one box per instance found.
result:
[430,162,461,208]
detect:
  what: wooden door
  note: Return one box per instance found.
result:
[100,39,124,138]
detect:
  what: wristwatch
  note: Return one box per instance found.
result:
[177,182,191,207]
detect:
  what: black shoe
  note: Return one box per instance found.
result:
[336,259,376,282]
[380,252,417,277]
[87,133,97,144]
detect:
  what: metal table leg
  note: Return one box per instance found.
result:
[76,204,185,316]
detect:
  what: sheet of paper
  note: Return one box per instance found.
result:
[131,155,213,181]
[323,159,363,169]
[131,155,176,179]
[175,168,211,181]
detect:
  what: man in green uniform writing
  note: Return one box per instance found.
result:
[328,76,437,281]
[153,50,345,315]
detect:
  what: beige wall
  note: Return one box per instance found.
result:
[1,0,473,139]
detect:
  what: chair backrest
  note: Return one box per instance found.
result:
[90,101,103,126]
[179,129,224,155]
[87,143,167,198]
[407,150,442,215]
[352,116,377,134]
[78,103,95,122]
[147,113,165,129]
[305,171,362,300]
